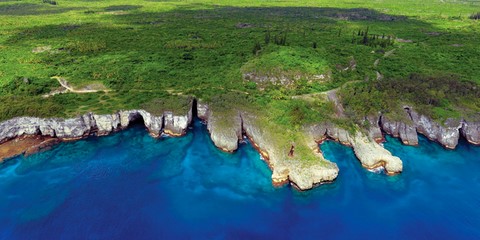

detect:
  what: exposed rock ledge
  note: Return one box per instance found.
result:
[0,109,192,145]
[199,101,402,190]
[461,120,480,145]
[380,110,418,146]
[241,113,339,190]
[197,102,242,152]
[307,123,403,175]
[380,107,479,149]
[350,133,402,174]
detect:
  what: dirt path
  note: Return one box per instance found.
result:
[52,76,111,93]
[43,77,112,97]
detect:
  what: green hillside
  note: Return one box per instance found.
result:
[0,0,479,124]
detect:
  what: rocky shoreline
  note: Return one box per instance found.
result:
[0,99,478,190]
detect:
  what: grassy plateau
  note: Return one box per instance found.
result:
[0,0,479,137]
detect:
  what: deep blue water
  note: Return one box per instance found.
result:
[0,120,479,240]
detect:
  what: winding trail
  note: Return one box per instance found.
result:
[52,76,111,93]
[43,77,111,97]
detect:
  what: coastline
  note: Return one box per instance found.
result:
[0,99,478,190]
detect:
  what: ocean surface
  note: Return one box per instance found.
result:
[0,120,479,240]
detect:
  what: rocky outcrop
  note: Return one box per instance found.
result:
[196,101,209,121]
[408,110,462,149]
[241,113,288,184]
[304,124,328,144]
[119,110,163,137]
[310,124,403,175]
[350,132,403,174]
[326,125,351,146]
[164,109,193,136]
[195,102,242,152]
[376,107,480,149]
[93,114,121,136]
[364,115,384,142]
[380,111,418,146]
[0,108,192,144]
[461,120,480,145]
[242,113,339,190]
[206,111,242,152]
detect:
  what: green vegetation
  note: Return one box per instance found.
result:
[0,0,479,134]
[340,74,480,121]
[142,95,193,116]
[241,46,329,84]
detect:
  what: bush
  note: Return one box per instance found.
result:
[252,42,261,55]
[339,74,480,120]
[0,96,64,121]
[42,0,57,5]
[66,41,107,53]
[470,12,480,20]
[2,77,53,96]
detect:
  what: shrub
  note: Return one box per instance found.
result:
[470,12,480,20]
[42,0,57,5]
[66,41,107,53]
[252,42,261,55]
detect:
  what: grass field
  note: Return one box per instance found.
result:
[0,0,479,126]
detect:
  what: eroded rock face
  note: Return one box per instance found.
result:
[119,110,163,137]
[326,125,350,145]
[163,106,193,137]
[46,116,92,139]
[409,110,462,149]
[380,112,418,146]
[0,118,41,143]
[461,120,480,145]
[0,110,166,143]
[365,115,383,142]
[94,113,121,136]
[376,108,480,149]
[207,110,242,152]
[304,124,327,144]
[2,98,479,191]
[196,101,209,121]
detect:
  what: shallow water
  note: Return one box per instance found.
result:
[0,120,479,239]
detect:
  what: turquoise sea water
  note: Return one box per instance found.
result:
[0,120,479,239]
